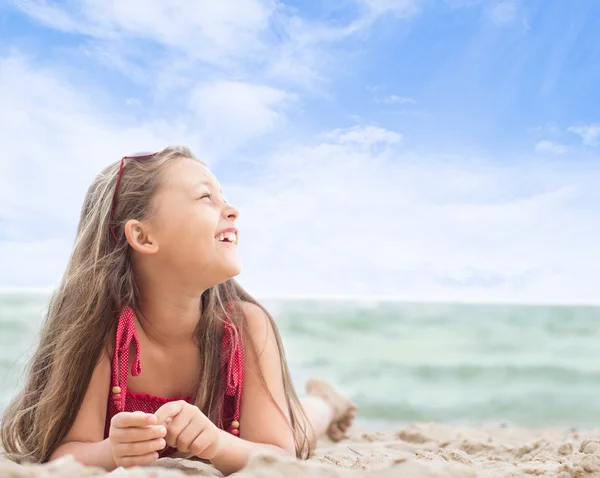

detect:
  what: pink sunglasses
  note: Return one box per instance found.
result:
[109,151,157,242]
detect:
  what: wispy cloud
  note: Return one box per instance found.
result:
[11,0,274,63]
[535,140,569,156]
[233,128,598,302]
[323,125,403,147]
[2,49,597,302]
[2,1,599,303]
[443,0,482,8]
[8,0,422,93]
[487,2,518,24]
[188,81,296,158]
[356,0,422,18]
[567,123,600,147]
[381,95,417,104]
[0,52,199,227]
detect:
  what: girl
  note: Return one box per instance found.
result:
[1,146,357,476]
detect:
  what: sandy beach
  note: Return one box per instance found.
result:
[3,423,600,477]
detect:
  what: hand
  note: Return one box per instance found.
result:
[154,400,222,460]
[109,411,167,468]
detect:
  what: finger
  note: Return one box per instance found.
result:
[112,411,157,429]
[118,451,160,468]
[175,414,205,452]
[115,438,166,457]
[329,426,345,441]
[154,400,186,425]
[111,425,167,443]
[189,433,210,457]
[343,413,355,425]
[190,429,220,459]
[164,408,193,448]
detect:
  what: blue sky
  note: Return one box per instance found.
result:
[0,0,598,302]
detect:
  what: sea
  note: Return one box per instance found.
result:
[1,291,600,430]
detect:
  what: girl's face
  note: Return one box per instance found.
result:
[131,157,241,291]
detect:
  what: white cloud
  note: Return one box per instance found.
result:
[567,123,600,147]
[534,122,561,136]
[488,2,517,24]
[443,0,482,8]
[11,0,274,66]
[8,0,312,95]
[0,52,202,236]
[11,0,79,31]
[535,140,569,156]
[188,81,295,157]
[1,52,598,302]
[380,95,416,105]
[370,90,417,106]
[357,0,421,17]
[322,125,403,147]
[0,239,72,289]
[1,6,598,303]
[10,0,421,94]
[124,97,141,107]
[230,131,599,302]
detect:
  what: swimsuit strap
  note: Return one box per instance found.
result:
[110,305,244,433]
[220,312,244,433]
[111,306,142,412]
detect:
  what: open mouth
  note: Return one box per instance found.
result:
[216,231,237,245]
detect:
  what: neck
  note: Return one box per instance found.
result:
[136,282,205,346]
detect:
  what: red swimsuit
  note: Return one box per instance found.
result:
[103,306,244,455]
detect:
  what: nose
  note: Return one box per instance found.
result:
[222,202,240,221]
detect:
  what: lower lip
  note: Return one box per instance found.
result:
[216,239,237,248]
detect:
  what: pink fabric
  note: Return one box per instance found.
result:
[218,317,244,431]
[104,306,244,456]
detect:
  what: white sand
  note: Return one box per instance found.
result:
[3,423,600,477]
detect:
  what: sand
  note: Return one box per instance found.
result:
[3,423,600,477]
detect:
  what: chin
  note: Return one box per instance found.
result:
[219,261,243,283]
[201,254,242,289]
[230,261,243,278]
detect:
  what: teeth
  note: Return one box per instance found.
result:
[217,232,237,244]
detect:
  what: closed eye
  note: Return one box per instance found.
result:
[200,193,212,200]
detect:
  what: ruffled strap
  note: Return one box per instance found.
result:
[111,306,142,411]
[220,315,244,432]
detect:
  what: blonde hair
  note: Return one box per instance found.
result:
[1,146,314,463]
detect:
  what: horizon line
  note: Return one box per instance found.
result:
[256,294,600,306]
[0,288,598,307]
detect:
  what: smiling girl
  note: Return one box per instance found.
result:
[1,146,357,476]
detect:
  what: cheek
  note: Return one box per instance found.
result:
[156,211,216,259]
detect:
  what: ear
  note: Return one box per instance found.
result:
[124,219,159,255]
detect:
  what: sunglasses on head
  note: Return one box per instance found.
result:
[109,151,157,242]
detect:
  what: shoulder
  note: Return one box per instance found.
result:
[237,301,269,327]
[236,301,275,353]
[232,303,295,455]
[56,338,112,448]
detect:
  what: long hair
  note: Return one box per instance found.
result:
[1,146,314,463]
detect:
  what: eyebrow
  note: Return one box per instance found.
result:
[196,180,224,195]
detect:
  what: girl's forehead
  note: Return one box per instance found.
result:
[166,159,220,189]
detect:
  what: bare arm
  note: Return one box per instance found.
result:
[50,344,166,471]
[49,346,117,470]
[209,302,296,475]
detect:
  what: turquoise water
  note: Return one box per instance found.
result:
[2,292,599,429]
